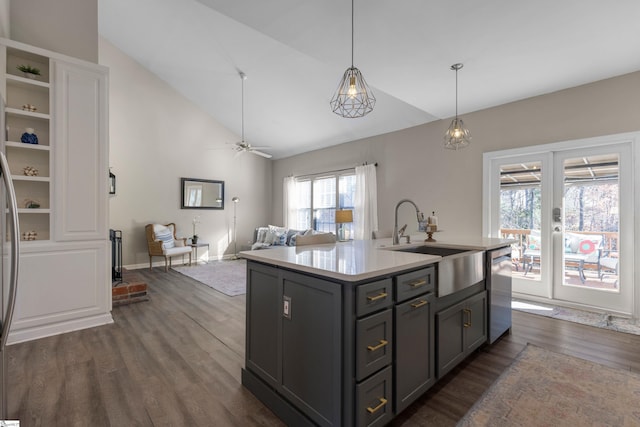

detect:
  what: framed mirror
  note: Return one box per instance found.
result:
[181,178,224,209]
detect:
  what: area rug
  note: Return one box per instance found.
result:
[458,344,640,426]
[512,299,640,336]
[172,259,246,296]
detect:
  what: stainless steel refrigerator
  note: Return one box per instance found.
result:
[0,99,21,420]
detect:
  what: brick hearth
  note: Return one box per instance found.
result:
[112,269,149,306]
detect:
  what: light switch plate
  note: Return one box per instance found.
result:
[283,295,292,320]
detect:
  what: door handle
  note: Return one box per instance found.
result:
[367,339,388,352]
[411,300,428,309]
[367,292,387,302]
[408,279,427,288]
[366,397,388,414]
[463,308,471,328]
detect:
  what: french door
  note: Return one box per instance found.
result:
[484,135,634,315]
[552,144,631,312]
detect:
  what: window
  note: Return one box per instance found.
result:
[293,172,356,238]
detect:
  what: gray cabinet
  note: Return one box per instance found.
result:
[244,262,342,427]
[356,366,393,427]
[281,271,342,427]
[436,291,487,378]
[245,262,280,388]
[243,260,486,426]
[394,291,435,413]
[356,309,393,381]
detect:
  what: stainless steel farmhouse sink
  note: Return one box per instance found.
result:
[392,245,485,297]
[395,246,470,258]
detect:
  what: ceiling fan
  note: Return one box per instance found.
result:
[231,71,273,159]
[232,141,272,158]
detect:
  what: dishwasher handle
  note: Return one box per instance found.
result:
[489,246,511,261]
[493,255,511,265]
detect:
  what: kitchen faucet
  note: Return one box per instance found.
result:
[393,199,424,245]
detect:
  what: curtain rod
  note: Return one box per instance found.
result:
[295,162,378,179]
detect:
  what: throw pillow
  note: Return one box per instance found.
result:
[263,229,286,246]
[254,227,270,244]
[268,225,288,246]
[578,239,596,254]
[155,227,175,249]
[528,233,541,250]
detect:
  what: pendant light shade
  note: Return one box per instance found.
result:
[444,63,471,150]
[330,0,375,118]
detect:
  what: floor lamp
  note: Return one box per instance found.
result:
[232,197,240,259]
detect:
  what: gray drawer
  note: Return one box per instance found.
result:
[356,278,393,317]
[356,365,393,427]
[356,309,393,381]
[395,267,435,302]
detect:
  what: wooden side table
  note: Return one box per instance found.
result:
[190,242,209,264]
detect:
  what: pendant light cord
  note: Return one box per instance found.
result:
[351,0,354,68]
[455,66,458,119]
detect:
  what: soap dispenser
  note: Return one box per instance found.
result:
[427,211,438,232]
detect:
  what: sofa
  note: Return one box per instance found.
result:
[251,225,335,250]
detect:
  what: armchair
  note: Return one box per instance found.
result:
[145,223,192,271]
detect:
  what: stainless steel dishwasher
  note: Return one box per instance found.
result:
[487,246,512,344]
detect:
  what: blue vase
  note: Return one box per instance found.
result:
[21,129,38,145]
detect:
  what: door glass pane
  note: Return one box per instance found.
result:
[562,154,619,290]
[499,161,542,281]
[313,177,336,232]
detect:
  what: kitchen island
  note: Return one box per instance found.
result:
[240,237,513,427]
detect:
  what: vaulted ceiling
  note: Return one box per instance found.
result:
[98,0,640,159]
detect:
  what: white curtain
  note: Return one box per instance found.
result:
[354,164,378,240]
[283,176,297,228]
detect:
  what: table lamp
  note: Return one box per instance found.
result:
[335,209,353,241]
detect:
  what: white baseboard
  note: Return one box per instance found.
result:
[7,313,114,345]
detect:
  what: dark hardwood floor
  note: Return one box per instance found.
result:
[8,267,640,426]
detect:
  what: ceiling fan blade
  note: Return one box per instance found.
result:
[251,150,273,159]
[248,146,270,150]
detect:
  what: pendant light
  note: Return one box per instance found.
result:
[443,63,471,150]
[330,0,375,118]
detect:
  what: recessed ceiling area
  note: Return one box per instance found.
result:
[98,0,640,159]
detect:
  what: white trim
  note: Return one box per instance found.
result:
[0,37,108,72]
[7,313,113,345]
[484,131,639,320]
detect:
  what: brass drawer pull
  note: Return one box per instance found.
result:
[463,308,471,328]
[411,300,428,309]
[367,339,388,352]
[366,397,388,414]
[367,292,388,302]
[408,279,427,288]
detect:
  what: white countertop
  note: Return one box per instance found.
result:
[239,236,514,283]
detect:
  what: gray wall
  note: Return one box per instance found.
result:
[8,0,272,267]
[272,71,640,239]
[10,0,98,62]
[101,38,272,267]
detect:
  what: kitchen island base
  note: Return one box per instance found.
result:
[241,238,512,426]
